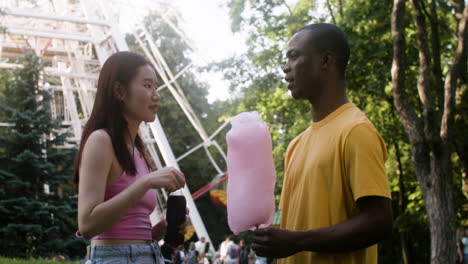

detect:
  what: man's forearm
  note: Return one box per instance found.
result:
[294,208,392,253]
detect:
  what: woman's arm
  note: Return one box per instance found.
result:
[78,130,185,239]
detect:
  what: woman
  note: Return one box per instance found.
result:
[73,51,186,263]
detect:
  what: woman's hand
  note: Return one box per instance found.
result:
[146,167,185,192]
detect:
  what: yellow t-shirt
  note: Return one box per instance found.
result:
[278,103,391,264]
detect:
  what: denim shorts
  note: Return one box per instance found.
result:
[85,242,166,264]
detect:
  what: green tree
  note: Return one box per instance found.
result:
[0,51,84,258]
[391,0,468,262]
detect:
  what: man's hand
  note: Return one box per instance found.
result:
[252,227,300,259]
[251,197,392,259]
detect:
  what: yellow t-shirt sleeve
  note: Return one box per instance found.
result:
[344,123,391,201]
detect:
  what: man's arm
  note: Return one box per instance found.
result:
[252,196,392,258]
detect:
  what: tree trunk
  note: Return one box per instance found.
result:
[391,0,468,263]
[403,139,456,264]
[410,0,437,140]
[429,0,445,111]
[416,148,456,263]
[452,0,468,84]
[394,140,411,264]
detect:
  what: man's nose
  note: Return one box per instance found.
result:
[282,63,291,74]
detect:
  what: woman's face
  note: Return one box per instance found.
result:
[122,64,160,123]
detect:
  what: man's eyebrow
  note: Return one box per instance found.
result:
[286,49,300,57]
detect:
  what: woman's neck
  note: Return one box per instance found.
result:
[124,116,141,145]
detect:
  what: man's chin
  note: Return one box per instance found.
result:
[290,89,303,100]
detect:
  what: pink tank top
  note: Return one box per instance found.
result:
[92,152,157,241]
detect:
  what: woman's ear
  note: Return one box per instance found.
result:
[113,82,125,101]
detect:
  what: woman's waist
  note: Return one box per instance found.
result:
[91,214,153,240]
[91,239,152,245]
[101,212,152,229]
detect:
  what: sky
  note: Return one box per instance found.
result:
[171,0,249,103]
[117,0,249,103]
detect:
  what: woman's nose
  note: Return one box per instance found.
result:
[153,89,161,102]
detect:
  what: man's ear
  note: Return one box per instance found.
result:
[114,82,125,101]
[321,51,335,71]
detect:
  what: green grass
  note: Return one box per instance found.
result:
[0,258,81,264]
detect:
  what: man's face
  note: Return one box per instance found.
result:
[282,31,322,100]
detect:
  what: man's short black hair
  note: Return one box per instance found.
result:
[298,23,350,77]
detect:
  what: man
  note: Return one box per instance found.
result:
[238,239,251,264]
[219,236,231,263]
[225,236,239,264]
[186,242,198,264]
[251,23,393,264]
[174,245,185,264]
[195,236,206,256]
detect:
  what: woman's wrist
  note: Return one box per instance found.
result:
[141,173,154,190]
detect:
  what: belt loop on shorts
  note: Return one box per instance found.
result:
[154,242,168,263]
[128,245,134,262]
[87,245,95,260]
[85,245,90,260]
[150,243,158,263]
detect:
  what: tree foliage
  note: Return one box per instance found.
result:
[0,51,84,258]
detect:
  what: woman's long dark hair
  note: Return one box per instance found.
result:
[72,51,154,187]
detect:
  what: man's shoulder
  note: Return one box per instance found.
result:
[335,105,378,135]
[340,103,369,121]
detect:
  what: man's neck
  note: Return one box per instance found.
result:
[311,98,349,122]
[310,82,348,123]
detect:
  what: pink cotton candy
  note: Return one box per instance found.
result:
[226,111,276,235]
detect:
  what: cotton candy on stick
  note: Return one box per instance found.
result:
[226,111,277,235]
